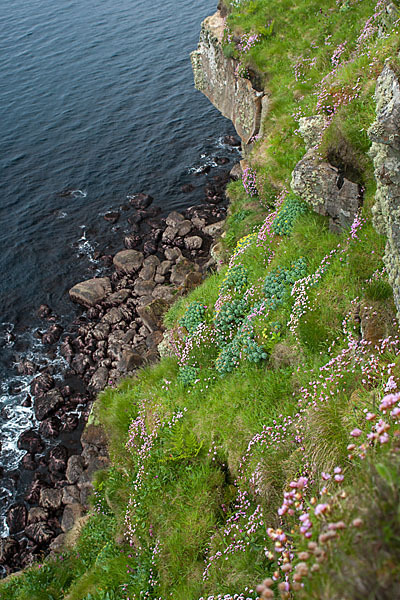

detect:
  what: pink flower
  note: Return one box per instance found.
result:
[350,428,362,437]
[314,503,329,516]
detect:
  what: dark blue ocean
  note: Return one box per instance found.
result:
[0,0,236,531]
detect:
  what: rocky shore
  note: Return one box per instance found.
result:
[0,144,240,576]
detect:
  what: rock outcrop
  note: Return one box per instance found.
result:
[369,61,400,314]
[291,115,362,232]
[191,10,267,146]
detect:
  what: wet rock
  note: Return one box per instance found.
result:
[124,233,141,249]
[60,339,74,364]
[30,372,54,396]
[71,353,92,375]
[229,162,242,180]
[104,211,120,223]
[40,488,63,511]
[128,193,153,210]
[143,239,158,255]
[66,455,85,485]
[37,304,52,319]
[28,507,49,525]
[21,453,37,470]
[0,538,19,564]
[215,156,229,165]
[184,235,203,250]
[21,394,32,407]
[61,503,86,533]
[170,258,198,286]
[61,414,80,433]
[6,504,27,535]
[24,477,45,504]
[113,249,144,274]
[223,134,241,147]
[48,445,68,474]
[42,324,63,345]
[89,366,109,392]
[107,289,130,306]
[151,285,175,303]
[80,482,93,507]
[25,522,55,546]
[17,359,37,376]
[69,277,112,308]
[34,388,64,421]
[49,533,66,553]
[39,416,61,439]
[92,322,111,341]
[18,430,44,454]
[137,298,170,332]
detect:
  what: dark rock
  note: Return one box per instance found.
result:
[134,279,156,296]
[162,225,178,243]
[30,372,54,396]
[223,134,241,147]
[34,388,64,421]
[124,234,141,249]
[37,304,51,319]
[25,522,55,546]
[107,289,130,306]
[100,254,113,267]
[40,488,63,511]
[215,156,230,165]
[80,482,93,507]
[117,349,143,372]
[71,353,92,375]
[128,193,153,210]
[143,239,158,255]
[145,330,164,349]
[39,416,61,439]
[22,453,37,470]
[24,477,45,504]
[6,504,27,535]
[60,340,74,364]
[164,247,182,262]
[61,414,79,433]
[92,322,111,341]
[69,277,112,308]
[21,394,32,407]
[104,211,120,223]
[18,429,44,454]
[17,360,37,376]
[62,485,81,505]
[48,445,68,474]
[0,538,19,564]
[42,324,63,345]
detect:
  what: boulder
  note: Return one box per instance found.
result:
[157,260,172,276]
[48,445,68,474]
[107,289,130,305]
[69,277,112,308]
[62,485,81,505]
[39,416,61,439]
[162,226,178,243]
[117,349,143,372]
[28,507,49,525]
[81,424,108,448]
[151,285,175,303]
[113,250,144,274]
[25,522,54,546]
[184,235,203,250]
[170,258,198,286]
[42,324,63,345]
[0,537,19,564]
[164,247,182,262]
[40,488,63,511]
[66,455,85,485]
[102,307,123,325]
[30,373,54,396]
[34,388,63,421]
[89,366,109,392]
[134,279,156,296]
[6,504,27,535]
[18,430,44,454]
[203,220,225,237]
[128,193,153,210]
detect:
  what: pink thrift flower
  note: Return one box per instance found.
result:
[350,428,362,437]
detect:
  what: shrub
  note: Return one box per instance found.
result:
[179,301,207,334]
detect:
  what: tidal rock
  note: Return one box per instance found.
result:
[124,234,141,249]
[203,220,225,237]
[0,538,19,564]
[42,324,63,345]
[223,134,241,147]
[24,478,45,504]
[162,225,178,243]
[128,193,153,210]
[60,340,74,364]
[62,485,81,505]
[30,372,54,396]
[61,504,86,533]
[113,249,144,274]
[6,504,27,535]
[39,416,61,439]
[69,277,112,308]
[48,445,68,474]
[166,211,185,228]
[21,453,37,470]
[40,488,63,511]
[164,247,182,262]
[181,183,194,192]
[34,388,63,421]
[170,258,198,286]
[143,239,158,255]
[37,304,52,318]
[17,359,37,376]
[134,279,156,296]
[117,349,143,372]
[104,211,120,223]
[61,414,80,433]
[18,430,44,454]
[25,522,54,546]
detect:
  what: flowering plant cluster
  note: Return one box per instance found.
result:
[272,196,308,236]
[264,259,307,310]
[242,166,258,196]
[179,301,207,335]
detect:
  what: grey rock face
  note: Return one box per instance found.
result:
[369,61,400,313]
[291,116,361,232]
[191,10,266,145]
[113,250,144,274]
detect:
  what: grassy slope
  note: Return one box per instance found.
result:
[3,0,400,599]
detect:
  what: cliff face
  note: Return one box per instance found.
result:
[369,61,400,314]
[190,10,267,146]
